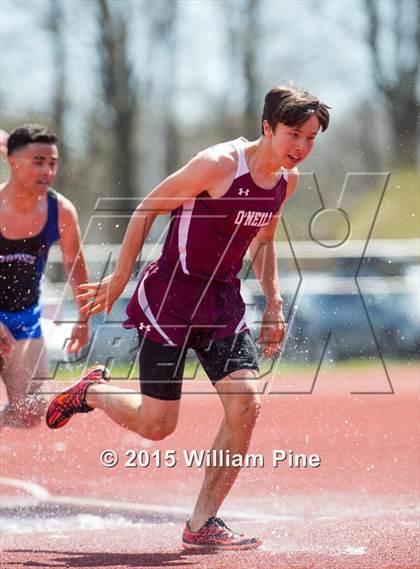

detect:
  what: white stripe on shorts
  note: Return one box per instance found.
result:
[234,312,247,334]
[138,275,175,346]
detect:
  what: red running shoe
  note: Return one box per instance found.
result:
[182,517,262,550]
[46,365,110,429]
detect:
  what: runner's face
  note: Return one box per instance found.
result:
[9,143,59,194]
[265,115,320,168]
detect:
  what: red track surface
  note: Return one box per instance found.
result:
[1,363,419,568]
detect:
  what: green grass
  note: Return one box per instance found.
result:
[273,168,419,242]
[47,357,417,382]
[349,169,419,240]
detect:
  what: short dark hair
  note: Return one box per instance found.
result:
[262,84,330,135]
[7,124,58,156]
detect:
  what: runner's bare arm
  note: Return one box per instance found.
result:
[249,168,299,357]
[78,150,234,315]
[112,151,233,282]
[58,197,90,352]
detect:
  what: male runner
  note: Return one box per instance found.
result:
[47,85,330,549]
[0,125,89,428]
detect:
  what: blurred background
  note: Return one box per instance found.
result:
[1,0,419,371]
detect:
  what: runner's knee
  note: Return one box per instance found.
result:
[135,395,180,440]
[218,373,262,430]
[224,393,262,430]
[137,418,177,441]
[134,407,178,440]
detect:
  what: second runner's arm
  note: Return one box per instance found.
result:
[58,197,91,353]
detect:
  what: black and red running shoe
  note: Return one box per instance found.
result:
[46,365,110,429]
[182,517,262,550]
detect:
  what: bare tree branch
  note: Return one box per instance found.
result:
[44,0,68,188]
[364,0,419,166]
[96,0,138,198]
[365,0,388,95]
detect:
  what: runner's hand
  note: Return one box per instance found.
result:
[78,273,127,316]
[259,305,287,358]
[67,322,90,353]
[0,322,15,356]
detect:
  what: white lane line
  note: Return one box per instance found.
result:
[1,477,50,500]
[1,476,296,522]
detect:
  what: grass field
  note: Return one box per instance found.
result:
[46,357,418,382]
[342,169,418,240]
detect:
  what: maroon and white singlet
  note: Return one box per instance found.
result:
[125,138,287,347]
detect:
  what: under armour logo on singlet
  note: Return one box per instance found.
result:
[238,188,250,196]
[139,322,151,332]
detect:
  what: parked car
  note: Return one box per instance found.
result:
[41,270,419,366]
[249,273,419,361]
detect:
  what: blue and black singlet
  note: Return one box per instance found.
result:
[0,189,60,339]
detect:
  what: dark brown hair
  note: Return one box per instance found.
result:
[7,124,58,156]
[262,84,330,135]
